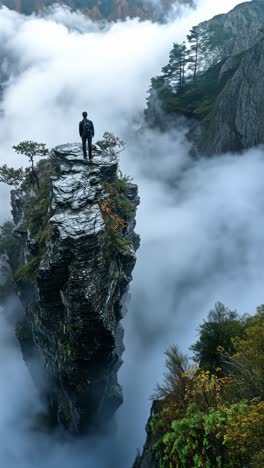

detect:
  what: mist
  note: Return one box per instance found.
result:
[0,0,258,467]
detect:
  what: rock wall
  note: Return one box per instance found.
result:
[198,35,264,155]
[188,1,264,155]
[132,401,161,468]
[12,143,139,432]
[200,0,264,61]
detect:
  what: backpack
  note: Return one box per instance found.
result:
[82,119,93,137]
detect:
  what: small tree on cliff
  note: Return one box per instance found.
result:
[13,141,49,188]
[162,42,188,90]
[187,25,210,80]
[96,132,125,156]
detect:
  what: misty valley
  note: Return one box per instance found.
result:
[0,0,264,467]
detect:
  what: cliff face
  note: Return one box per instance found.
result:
[198,34,264,155]
[133,402,161,468]
[189,0,264,155]
[200,0,264,61]
[146,0,264,156]
[11,143,139,432]
[0,0,188,22]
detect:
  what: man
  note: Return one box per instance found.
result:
[79,111,95,160]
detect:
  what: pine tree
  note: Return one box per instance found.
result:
[187,26,210,80]
[162,42,188,91]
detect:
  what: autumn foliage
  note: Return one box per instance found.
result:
[99,175,134,262]
[151,304,264,467]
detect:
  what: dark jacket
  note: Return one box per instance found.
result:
[79,118,95,138]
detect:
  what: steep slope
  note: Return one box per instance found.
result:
[0,0,192,21]
[11,142,139,432]
[197,34,264,154]
[146,0,264,155]
[199,0,264,60]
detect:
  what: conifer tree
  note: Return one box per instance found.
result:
[187,25,209,80]
[162,42,188,90]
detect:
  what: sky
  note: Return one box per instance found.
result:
[0,0,260,467]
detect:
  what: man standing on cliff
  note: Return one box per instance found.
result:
[79,111,95,160]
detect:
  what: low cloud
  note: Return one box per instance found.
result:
[0,1,256,466]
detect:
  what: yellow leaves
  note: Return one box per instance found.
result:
[100,198,126,231]
[223,400,264,465]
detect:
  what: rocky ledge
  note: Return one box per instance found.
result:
[11,142,140,432]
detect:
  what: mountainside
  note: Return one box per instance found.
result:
[146,0,264,154]
[195,34,264,154]
[9,142,139,432]
[0,0,192,21]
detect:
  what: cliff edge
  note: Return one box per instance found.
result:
[11,142,140,432]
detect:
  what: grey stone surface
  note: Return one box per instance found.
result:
[200,0,264,66]
[199,36,264,155]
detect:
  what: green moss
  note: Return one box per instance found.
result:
[15,257,41,282]
[59,333,72,357]
[15,159,55,283]
[100,174,134,263]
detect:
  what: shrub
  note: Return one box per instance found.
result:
[100,174,134,262]
[15,257,42,282]
[15,159,55,282]
[150,305,264,468]
[224,401,264,467]
[96,132,125,155]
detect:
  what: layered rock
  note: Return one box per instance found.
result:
[12,143,139,432]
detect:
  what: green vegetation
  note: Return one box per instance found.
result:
[0,141,54,283]
[15,158,55,283]
[151,304,264,467]
[0,141,49,189]
[146,55,243,127]
[0,165,24,187]
[0,221,20,271]
[96,132,125,155]
[13,140,49,189]
[145,20,243,127]
[100,174,134,263]
[190,302,245,374]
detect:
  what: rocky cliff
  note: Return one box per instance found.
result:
[146,0,264,156]
[192,0,264,155]
[11,142,139,432]
[197,33,264,155]
[199,0,264,62]
[0,0,191,22]
[193,0,264,155]
[133,401,161,468]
